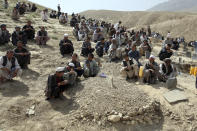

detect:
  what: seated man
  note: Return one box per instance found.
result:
[139,40,152,56]
[31,4,37,12]
[18,3,26,15]
[140,33,148,43]
[114,31,121,46]
[109,39,122,61]
[0,24,11,45]
[143,55,159,84]
[14,41,30,69]
[104,37,112,54]
[78,27,86,41]
[147,26,151,37]
[41,9,48,22]
[73,24,79,38]
[59,34,74,56]
[120,54,139,80]
[0,50,22,82]
[70,53,84,77]
[172,38,179,50]
[64,63,77,86]
[15,2,21,9]
[12,26,27,46]
[128,44,141,66]
[26,3,31,12]
[23,21,35,40]
[163,37,173,47]
[70,16,78,27]
[4,0,8,9]
[114,21,122,31]
[12,7,20,20]
[159,44,173,61]
[50,11,57,19]
[81,37,95,57]
[36,26,50,45]
[59,13,68,24]
[45,67,69,100]
[95,38,106,57]
[83,53,100,78]
[93,28,103,43]
[125,40,133,54]
[158,58,177,82]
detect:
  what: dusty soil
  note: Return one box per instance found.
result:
[0,1,197,131]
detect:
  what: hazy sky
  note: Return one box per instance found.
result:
[29,0,168,14]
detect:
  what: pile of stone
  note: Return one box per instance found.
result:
[107,100,162,125]
[74,100,162,126]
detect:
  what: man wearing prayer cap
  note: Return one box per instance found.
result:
[64,33,68,37]
[59,34,74,57]
[143,55,159,84]
[45,67,68,100]
[0,24,11,45]
[56,67,65,72]
[63,62,77,85]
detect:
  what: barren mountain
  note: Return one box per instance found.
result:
[148,0,197,12]
[81,10,197,41]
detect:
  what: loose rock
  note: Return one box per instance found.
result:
[108,115,121,123]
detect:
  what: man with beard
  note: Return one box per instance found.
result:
[59,34,74,57]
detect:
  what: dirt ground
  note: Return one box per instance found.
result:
[0,4,197,131]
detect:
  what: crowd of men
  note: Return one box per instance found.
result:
[11,1,38,20]
[69,14,180,85]
[49,5,71,25]
[0,2,193,100]
[0,20,50,46]
[0,19,51,81]
[45,13,182,99]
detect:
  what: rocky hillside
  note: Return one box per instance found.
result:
[148,0,197,12]
[0,0,197,131]
[81,10,197,41]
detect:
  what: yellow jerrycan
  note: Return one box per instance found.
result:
[194,67,197,76]
[190,66,195,75]
[139,66,144,78]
